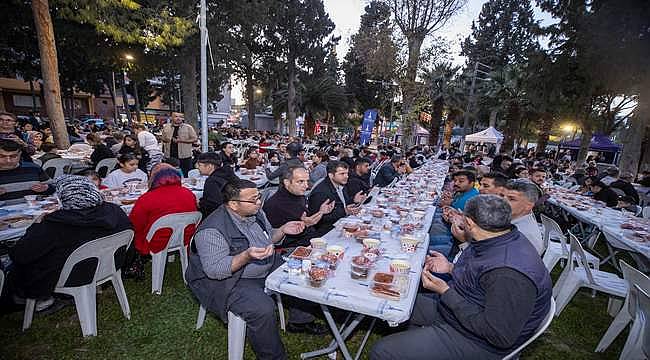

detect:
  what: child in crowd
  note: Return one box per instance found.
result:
[102,153,148,188]
[79,169,108,190]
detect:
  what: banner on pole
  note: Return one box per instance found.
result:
[359,109,378,145]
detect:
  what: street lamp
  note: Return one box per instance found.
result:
[124,54,135,61]
[255,89,263,95]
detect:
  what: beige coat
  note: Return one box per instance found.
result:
[161,123,197,159]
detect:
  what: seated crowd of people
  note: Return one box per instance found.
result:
[0,109,646,359]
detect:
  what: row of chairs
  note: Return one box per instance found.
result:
[540,214,649,358]
[34,157,118,179]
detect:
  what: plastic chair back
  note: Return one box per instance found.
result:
[32,158,42,167]
[0,268,4,296]
[620,260,650,318]
[261,187,277,206]
[187,169,201,179]
[637,286,650,357]
[95,158,118,178]
[146,212,203,252]
[541,214,568,255]
[568,232,596,285]
[642,207,650,219]
[502,298,556,360]
[55,230,134,288]
[42,158,72,179]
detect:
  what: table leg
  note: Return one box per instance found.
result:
[300,306,367,360]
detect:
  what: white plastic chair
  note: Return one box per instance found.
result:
[540,214,599,272]
[502,298,556,360]
[619,285,649,360]
[261,187,277,206]
[642,206,649,219]
[195,307,246,360]
[95,158,118,178]
[146,212,202,294]
[42,158,72,179]
[595,260,650,352]
[32,158,42,167]
[187,169,201,179]
[68,143,92,152]
[195,292,286,332]
[553,233,628,316]
[0,268,4,296]
[22,229,134,336]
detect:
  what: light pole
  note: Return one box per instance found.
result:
[199,0,208,152]
[367,79,399,144]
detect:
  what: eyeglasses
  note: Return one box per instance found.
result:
[233,194,262,204]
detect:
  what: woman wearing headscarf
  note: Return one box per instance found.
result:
[8,175,132,309]
[126,163,198,278]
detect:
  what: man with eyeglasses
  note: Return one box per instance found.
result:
[186,179,312,359]
[0,139,54,201]
[308,160,367,236]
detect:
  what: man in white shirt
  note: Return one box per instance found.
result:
[133,124,163,171]
[503,180,544,255]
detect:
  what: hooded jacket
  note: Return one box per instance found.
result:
[199,166,238,218]
[9,202,133,298]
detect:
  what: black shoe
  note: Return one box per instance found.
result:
[286,321,329,335]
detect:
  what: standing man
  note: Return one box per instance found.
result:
[346,157,372,199]
[185,180,318,360]
[263,166,334,250]
[308,161,366,236]
[161,112,197,176]
[133,124,163,171]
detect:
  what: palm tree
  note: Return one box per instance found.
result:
[485,65,529,152]
[421,63,460,148]
[273,76,348,137]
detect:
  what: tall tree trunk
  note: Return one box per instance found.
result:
[304,111,315,138]
[501,101,521,153]
[246,69,256,130]
[576,121,593,166]
[69,90,75,122]
[287,53,297,136]
[180,53,198,131]
[488,109,497,128]
[31,0,69,149]
[639,125,650,173]
[429,98,444,147]
[106,73,118,122]
[443,109,459,148]
[619,86,648,176]
[400,35,424,150]
[133,80,141,123]
[535,113,553,157]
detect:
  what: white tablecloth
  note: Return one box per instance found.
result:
[547,193,650,260]
[265,160,448,325]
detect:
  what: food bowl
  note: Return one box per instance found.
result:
[389,260,411,274]
[327,245,345,259]
[308,267,328,287]
[289,246,312,260]
[320,254,340,270]
[362,238,381,249]
[350,256,372,279]
[310,237,327,250]
[400,236,420,253]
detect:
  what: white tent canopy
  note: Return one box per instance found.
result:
[464,126,504,153]
[465,126,504,143]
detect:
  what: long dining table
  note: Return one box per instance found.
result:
[265,160,448,360]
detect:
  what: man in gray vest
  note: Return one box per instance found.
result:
[371,195,552,360]
[185,179,307,359]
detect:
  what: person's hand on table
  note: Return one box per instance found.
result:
[353,190,367,204]
[280,220,306,235]
[421,269,450,294]
[424,251,453,274]
[31,183,49,193]
[246,245,274,260]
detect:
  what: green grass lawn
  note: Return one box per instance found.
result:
[1,259,629,360]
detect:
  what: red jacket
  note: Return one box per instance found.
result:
[129,185,198,255]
